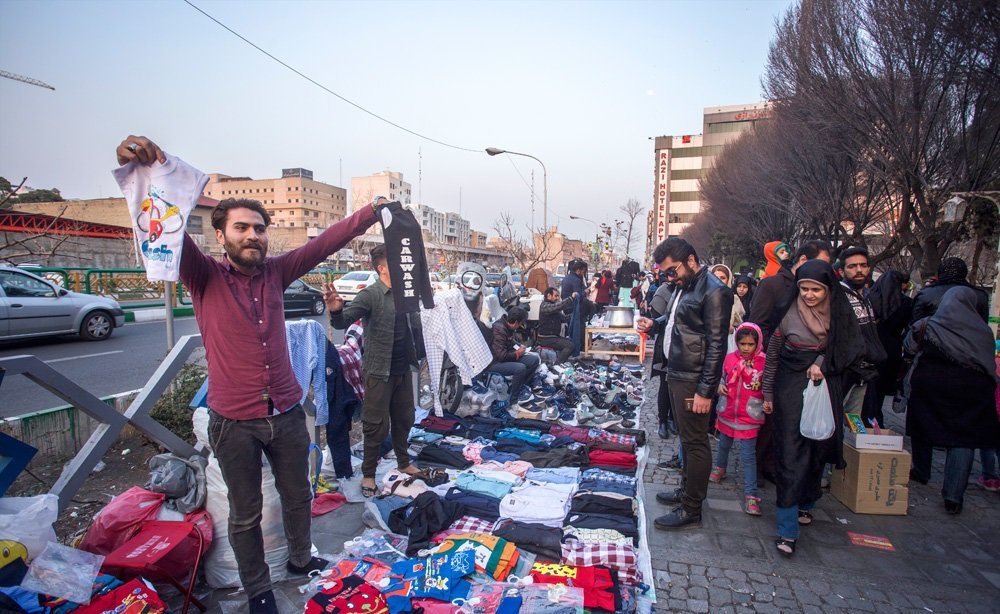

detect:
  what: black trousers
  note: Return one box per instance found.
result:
[537,335,575,364]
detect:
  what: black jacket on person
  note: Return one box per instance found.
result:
[538,296,573,336]
[380,202,434,313]
[910,282,989,325]
[489,316,521,362]
[749,266,795,350]
[648,267,732,398]
[648,282,675,378]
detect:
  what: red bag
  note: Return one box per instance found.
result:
[79,487,165,555]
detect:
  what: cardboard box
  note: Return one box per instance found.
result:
[843,428,904,451]
[830,443,910,515]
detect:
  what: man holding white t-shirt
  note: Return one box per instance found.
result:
[114,136,384,614]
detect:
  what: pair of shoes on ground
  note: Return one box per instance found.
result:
[653,489,701,529]
[657,454,682,470]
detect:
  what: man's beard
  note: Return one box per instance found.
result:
[224,237,266,268]
[848,274,867,290]
[676,265,696,288]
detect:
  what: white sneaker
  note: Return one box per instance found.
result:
[338,476,367,503]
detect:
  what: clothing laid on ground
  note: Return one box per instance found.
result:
[530,562,621,612]
[379,201,434,313]
[493,519,563,561]
[113,154,208,282]
[389,492,466,556]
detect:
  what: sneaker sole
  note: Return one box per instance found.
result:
[653,519,703,530]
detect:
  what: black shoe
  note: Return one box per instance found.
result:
[944,499,963,514]
[657,455,682,470]
[656,488,684,505]
[658,423,669,439]
[909,469,929,485]
[654,506,702,530]
[287,555,329,575]
[248,590,279,614]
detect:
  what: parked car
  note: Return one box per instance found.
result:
[485,272,503,288]
[429,272,450,293]
[333,270,378,303]
[283,278,326,315]
[0,265,126,341]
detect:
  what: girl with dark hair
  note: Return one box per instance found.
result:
[761,260,864,556]
[734,274,755,314]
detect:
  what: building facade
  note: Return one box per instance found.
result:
[350,170,412,211]
[203,168,347,234]
[645,102,772,264]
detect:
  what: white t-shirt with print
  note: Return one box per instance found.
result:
[112,154,208,282]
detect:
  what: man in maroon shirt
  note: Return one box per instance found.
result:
[116,136,382,614]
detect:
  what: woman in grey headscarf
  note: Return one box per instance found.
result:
[905,286,1000,514]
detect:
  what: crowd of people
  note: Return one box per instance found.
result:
[108,135,999,609]
[641,235,999,557]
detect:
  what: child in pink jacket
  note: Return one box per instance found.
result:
[709,322,767,515]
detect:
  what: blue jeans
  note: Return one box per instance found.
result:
[776,501,814,541]
[980,448,998,479]
[715,433,758,497]
[942,447,975,504]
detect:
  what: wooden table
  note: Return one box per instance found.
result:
[582,326,647,360]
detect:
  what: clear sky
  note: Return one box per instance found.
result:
[0,0,792,254]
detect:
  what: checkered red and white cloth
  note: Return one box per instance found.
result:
[560,538,642,586]
[337,320,364,401]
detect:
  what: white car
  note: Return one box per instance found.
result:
[333,270,379,303]
[0,265,126,341]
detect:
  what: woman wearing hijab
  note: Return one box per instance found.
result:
[762,241,790,279]
[711,264,745,335]
[904,287,1000,513]
[864,271,913,416]
[734,274,755,315]
[762,260,864,556]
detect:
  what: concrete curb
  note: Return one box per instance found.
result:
[124,307,195,323]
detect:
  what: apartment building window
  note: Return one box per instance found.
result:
[290,222,295,226]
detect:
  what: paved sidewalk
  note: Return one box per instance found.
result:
[640,376,1000,614]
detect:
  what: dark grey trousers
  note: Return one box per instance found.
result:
[208,405,313,599]
[361,371,415,478]
[669,378,712,514]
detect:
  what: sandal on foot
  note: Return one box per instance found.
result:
[798,510,813,525]
[775,538,796,556]
[361,481,378,498]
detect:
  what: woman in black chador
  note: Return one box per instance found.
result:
[762,260,864,556]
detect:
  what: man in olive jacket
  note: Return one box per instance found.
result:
[637,238,732,530]
[327,245,421,497]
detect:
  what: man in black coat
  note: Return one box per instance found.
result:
[637,238,732,530]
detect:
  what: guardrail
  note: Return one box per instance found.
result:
[29,267,350,308]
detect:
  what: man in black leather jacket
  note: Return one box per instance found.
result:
[637,238,732,530]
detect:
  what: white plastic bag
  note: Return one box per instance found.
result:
[800,379,835,440]
[0,494,58,561]
[20,541,104,604]
[193,407,290,588]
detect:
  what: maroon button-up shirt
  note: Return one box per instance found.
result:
[180,206,376,420]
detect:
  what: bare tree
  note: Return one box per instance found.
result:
[763,0,1000,276]
[615,198,645,260]
[491,212,557,275]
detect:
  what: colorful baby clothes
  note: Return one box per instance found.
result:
[433,532,521,581]
[304,575,389,614]
[529,562,620,612]
[112,154,208,282]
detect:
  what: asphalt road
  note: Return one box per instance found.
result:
[0,312,339,414]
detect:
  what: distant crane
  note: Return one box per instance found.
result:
[0,70,55,91]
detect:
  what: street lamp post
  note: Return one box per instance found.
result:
[570,215,612,268]
[486,147,548,232]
